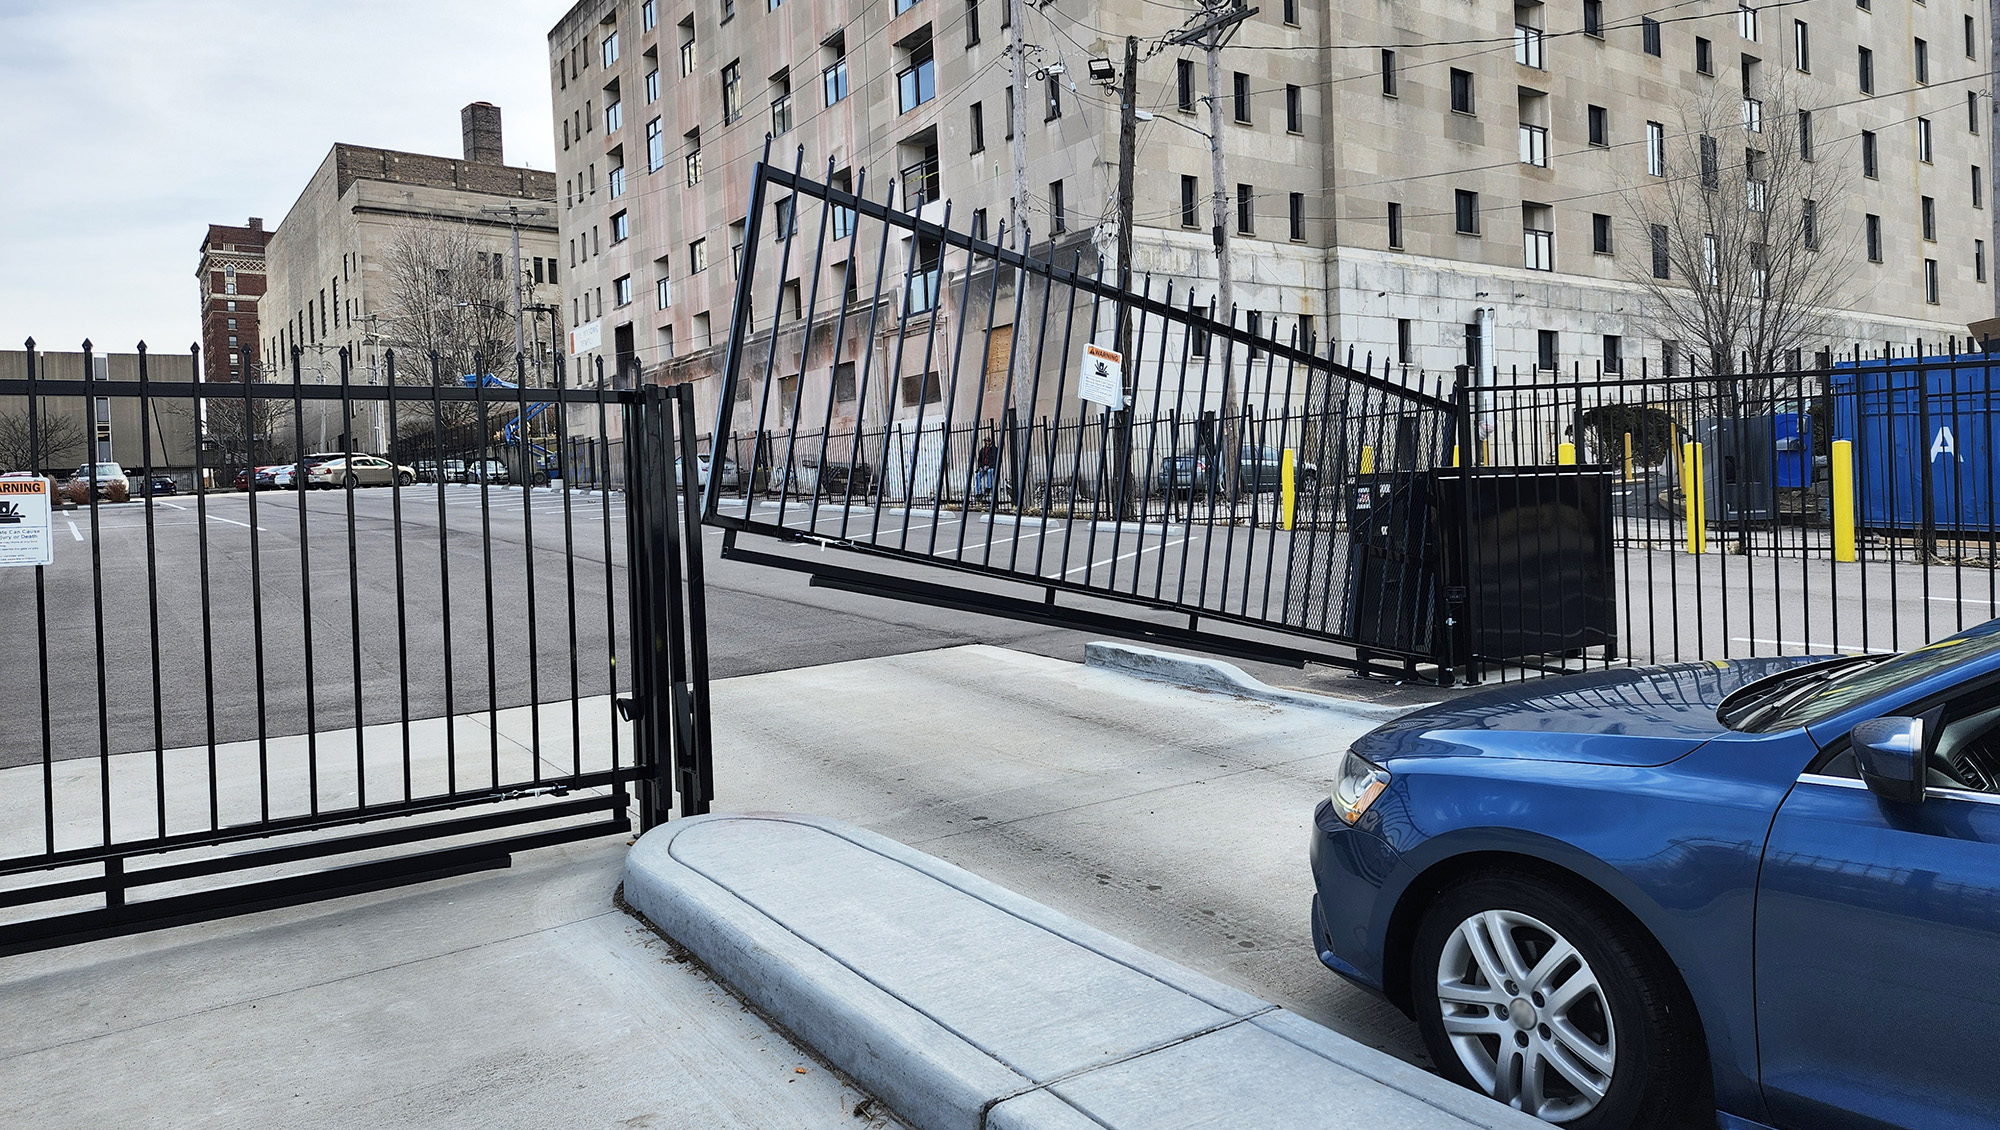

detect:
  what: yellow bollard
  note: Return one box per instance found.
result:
[1281,449,1296,530]
[1358,445,1374,475]
[1832,439,1856,562]
[1623,432,1634,481]
[1452,444,1461,467]
[1683,441,1706,554]
[1557,442,1576,466]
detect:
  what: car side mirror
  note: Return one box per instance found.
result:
[1852,717,1927,804]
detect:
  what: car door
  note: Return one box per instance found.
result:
[1755,684,2000,1130]
[363,457,392,485]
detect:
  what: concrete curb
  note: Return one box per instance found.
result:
[623,813,1545,1130]
[1083,641,1423,719]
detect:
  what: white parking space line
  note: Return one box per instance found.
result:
[1061,536,1189,579]
[1729,637,1895,654]
[67,520,82,541]
[160,502,187,511]
[1928,595,1996,606]
[204,515,265,531]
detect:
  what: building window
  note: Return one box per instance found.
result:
[657,276,672,311]
[722,60,743,122]
[901,137,941,203]
[609,163,626,198]
[720,0,734,21]
[1588,104,1608,146]
[1739,4,1758,40]
[1236,184,1254,234]
[1181,176,1200,227]
[1651,223,1670,278]
[1388,202,1404,248]
[1516,20,1545,68]
[1697,37,1713,75]
[970,209,988,241]
[1918,117,1933,162]
[1046,74,1062,120]
[614,275,633,307]
[901,372,942,406]
[1584,0,1603,38]
[1380,51,1397,97]
[1283,0,1298,24]
[1979,240,1988,283]
[1455,189,1480,234]
[1972,91,1982,134]
[679,17,697,75]
[966,0,980,46]
[1450,69,1474,114]
[1647,120,1665,175]
[1049,180,1066,232]
[1287,84,1303,132]
[684,129,702,184]
[1969,14,1979,59]
[646,117,664,170]
[769,70,794,134]
[1520,119,1548,166]
[1537,329,1559,371]
[1603,335,1622,373]
[611,210,629,243]
[970,101,985,152]
[643,0,656,30]
[831,168,856,239]
[689,238,708,273]
[1289,192,1305,241]
[1798,109,1813,160]
[645,66,660,104]
[898,35,935,113]
[1232,71,1250,123]
[1861,129,1877,177]
[1865,214,1882,262]
[824,42,849,105]
[1975,165,1984,208]
[1523,204,1554,270]
[1397,318,1413,365]
[834,361,856,401]
[1923,196,1937,240]
[1188,299,1209,356]
[603,30,619,67]
[1641,17,1662,56]
[1803,198,1819,249]
[1178,59,1195,111]
[1858,46,1873,94]
[1925,258,1940,303]
[1915,38,1929,84]
[1700,133,1719,188]
[1592,212,1613,253]
[774,195,794,240]
[730,221,745,275]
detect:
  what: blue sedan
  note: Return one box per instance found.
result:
[1311,623,2000,1130]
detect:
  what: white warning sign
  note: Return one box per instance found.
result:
[1077,342,1125,409]
[0,478,55,567]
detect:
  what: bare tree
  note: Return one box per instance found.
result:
[1621,78,1855,393]
[0,410,85,471]
[374,219,521,436]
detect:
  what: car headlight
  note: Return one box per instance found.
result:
[1330,749,1392,825]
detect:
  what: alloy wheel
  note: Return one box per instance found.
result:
[1434,909,1617,1122]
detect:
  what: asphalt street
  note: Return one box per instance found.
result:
[7,483,1995,768]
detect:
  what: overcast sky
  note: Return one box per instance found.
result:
[0,0,568,355]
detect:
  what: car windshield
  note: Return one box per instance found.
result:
[1730,621,2000,732]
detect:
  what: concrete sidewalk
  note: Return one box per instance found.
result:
[0,838,896,1129]
[625,813,1541,1130]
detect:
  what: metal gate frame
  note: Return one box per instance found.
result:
[0,343,710,955]
[700,150,1466,679]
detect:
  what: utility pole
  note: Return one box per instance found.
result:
[480,203,551,381]
[1005,0,1032,493]
[1113,34,1139,518]
[1165,1,1253,482]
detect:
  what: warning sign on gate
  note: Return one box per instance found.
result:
[0,478,54,567]
[1077,343,1125,409]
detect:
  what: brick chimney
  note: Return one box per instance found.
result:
[461,102,504,165]
[248,217,262,232]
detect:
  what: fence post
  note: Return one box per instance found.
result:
[1683,441,1707,554]
[1832,438,1856,562]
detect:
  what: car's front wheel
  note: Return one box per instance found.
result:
[1411,874,1705,1129]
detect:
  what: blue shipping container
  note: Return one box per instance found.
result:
[1831,357,2000,534]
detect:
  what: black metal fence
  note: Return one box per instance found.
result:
[705,153,1461,675]
[0,341,708,953]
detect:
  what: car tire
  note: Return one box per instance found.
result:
[343,473,359,489]
[398,472,414,487]
[1411,873,1706,1129]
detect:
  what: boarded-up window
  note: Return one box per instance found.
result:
[983,324,1014,395]
[900,371,942,405]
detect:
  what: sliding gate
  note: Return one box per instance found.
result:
[704,153,1466,678]
[0,342,709,954]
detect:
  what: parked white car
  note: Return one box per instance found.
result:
[69,462,129,496]
[307,454,416,489]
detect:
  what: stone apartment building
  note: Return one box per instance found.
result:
[548,0,1994,445]
[195,219,269,383]
[259,104,563,450]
